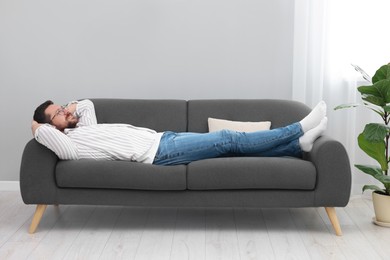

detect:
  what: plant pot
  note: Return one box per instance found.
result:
[372,191,390,226]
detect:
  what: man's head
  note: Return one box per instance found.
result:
[33,100,78,131]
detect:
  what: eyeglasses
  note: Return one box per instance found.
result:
[50,105,67,122]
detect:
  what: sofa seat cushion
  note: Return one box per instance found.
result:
[187,157,316,190]
[56,160,187,190]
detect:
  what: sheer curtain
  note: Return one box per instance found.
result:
[293,0,390,196]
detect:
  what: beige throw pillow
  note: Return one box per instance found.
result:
[208,117,271,132]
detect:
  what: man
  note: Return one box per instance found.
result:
[32,99,327,165]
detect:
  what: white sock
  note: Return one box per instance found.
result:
[299,117,328,152]
[299,101,327,133]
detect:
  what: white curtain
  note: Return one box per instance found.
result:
[293,0,390,196]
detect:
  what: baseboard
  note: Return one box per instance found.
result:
[0,181,20,191]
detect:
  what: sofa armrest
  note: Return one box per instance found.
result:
[304,135,351,206]
[20,139,59,204]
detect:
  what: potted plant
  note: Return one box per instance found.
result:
[335,63,390,226]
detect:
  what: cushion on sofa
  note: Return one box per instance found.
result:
[208,117,271,132]
[91,99,188,133]
[187,157,316,190]
[56,160,187,190]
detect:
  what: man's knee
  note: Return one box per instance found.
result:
[219,129,239,148]
[219,129,236,136]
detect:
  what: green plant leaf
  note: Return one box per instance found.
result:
[362,184,386,194]
[355,164,390,184]
[376,174,390,185]
[367,107,385,117]
[361,95,386,107]
[334,103,360,110]
[360,102,385,117]
[385,183,390,195]
[363,123,389,142]
[375,80,390,103]
[357,134,388,170]
[358,80,390,105]
[358,85,381,96]
[333,102,385,117]
[355,164,384,176]
[372,64,390,83]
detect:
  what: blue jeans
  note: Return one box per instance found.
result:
[153,122,304,165]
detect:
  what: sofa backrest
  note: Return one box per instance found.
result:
[91,99,187,132]
[188,99,311,132]
[90,98,311,133]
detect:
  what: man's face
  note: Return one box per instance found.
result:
[45,104,78,131]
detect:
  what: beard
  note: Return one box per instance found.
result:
[67,121,78,129]
[66,114,79,129]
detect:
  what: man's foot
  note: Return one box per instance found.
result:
[299,101,327,133]
[299,117,328,152]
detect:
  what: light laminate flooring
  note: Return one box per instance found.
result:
[0,191,389,260]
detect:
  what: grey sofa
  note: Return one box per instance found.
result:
[20,99,351,235]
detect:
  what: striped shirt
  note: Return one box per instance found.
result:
[34,99,163,163]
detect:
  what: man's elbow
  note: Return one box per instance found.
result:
[58,151,79,160]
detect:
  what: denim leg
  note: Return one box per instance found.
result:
[253,139,302,158]
[223,122,303,154]
[153,122,303,165]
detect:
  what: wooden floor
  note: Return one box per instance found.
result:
[1,192,389,260]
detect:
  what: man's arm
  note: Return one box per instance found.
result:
[33,123,79,160]
[31,120,42,136]
[73,99,97,127]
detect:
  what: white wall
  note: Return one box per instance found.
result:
[0,0,294,181]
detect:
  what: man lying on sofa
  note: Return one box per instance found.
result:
[31,99,327,166]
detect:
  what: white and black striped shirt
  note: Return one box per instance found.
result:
[34,99,163,163]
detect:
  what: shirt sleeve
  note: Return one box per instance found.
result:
[34,124,79,160]
[75,99,97,127]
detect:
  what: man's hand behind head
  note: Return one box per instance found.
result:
[31,120,42,137]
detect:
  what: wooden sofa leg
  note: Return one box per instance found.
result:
[325,207,342,236]
[29,204,47,234]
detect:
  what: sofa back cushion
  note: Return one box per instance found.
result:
[91,98,187,132]
[90,99,311,133]
[188,99,311,132]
